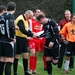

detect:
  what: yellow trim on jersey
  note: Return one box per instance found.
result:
[15,15,28,38]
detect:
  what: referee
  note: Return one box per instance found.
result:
[13,10,36,75]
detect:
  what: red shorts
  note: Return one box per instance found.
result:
[40,37,46,51]
[28,38,41,52]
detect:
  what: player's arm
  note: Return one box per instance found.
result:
[8,14,15,39]
[50,19,59,43]
[18,20,35,37]
[59,24,69,44]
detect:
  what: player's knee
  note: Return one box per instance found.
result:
[52,62,58,65]
[52,60,58,65]
[30,50,36,56]
[23,53,28,59]
[15,54,20,59]
[46,57,52,61]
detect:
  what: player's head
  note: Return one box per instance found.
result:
[71,14,75,23]
[64,10,71,20]
[0,5,7,15]
[33,8,41,17]
[40,10,46,17]
[24,10,33,20]
[7,2,16,14]
[37,14,47,24]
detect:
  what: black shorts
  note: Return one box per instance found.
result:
[66,42,75,56]
[44,46,59,60]
[0,41,15,57]
[16,36,28,54]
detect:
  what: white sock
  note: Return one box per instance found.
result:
[64,60,70,71]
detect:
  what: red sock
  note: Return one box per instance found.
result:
[33,57,37,71]
[30,56,35,71]
[43,56,47,68]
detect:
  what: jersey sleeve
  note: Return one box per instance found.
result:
[59,24,67,37]
[8,14,15,39]
[17,20,33,37]
[50,19,59,43]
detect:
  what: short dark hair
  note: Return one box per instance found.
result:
[33,8,40,13]
[7,2,16,11]
[36,14,45,20]
[0,5,6,13]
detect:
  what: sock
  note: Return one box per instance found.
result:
[30,56,35,71]
[23,59,28,74]
[13,58,19,74]
[43,56,47,68]
[33,57,37,71]
[46,61,52,75]
[5,62,12,75]
[0,61,5,75]
[64,60,70,71]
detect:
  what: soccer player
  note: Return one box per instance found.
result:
[57,10,74,71]
[28,8,45,74]
[0,2,16,75]
[37,14,59,75]
[13,10,37,75]
[0,5,7,40]
[0,5,6,16]
[60,14,75,74]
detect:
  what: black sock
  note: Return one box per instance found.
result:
[23,59,28,75]
[46,61,52,75]
[5,62,12,75]
[0,61,5,75]
[13,58,19,74]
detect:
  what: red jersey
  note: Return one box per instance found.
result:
[28,17,45,52]
[58,19,71,29]
[29,18,43,33]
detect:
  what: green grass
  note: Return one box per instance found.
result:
[11,51,75,75]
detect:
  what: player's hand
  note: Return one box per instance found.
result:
[32,34,39,38]
[63,39,69,45]
[48,42,54,48]
[13,38,16,44]
[15,26,19,30]
[27,37,33,40]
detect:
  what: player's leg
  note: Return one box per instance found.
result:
[28,40,36,74]
[46,57,52,75]
[3,41,15,75]
[44,48,53,75]
[62,42,73,74]
[14,54,20,75]
[13,37,22,75]
[32,39,41,74]
[41,37,46,70]
[22,38,29,75]
[0,57,5,75]
[32,52,38,74]
[0,42,5,75]
[57,42,65,70]
[22,52,28,75]
[5,58,14,75]
[69,55,74,70]
[62,56,71,74]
